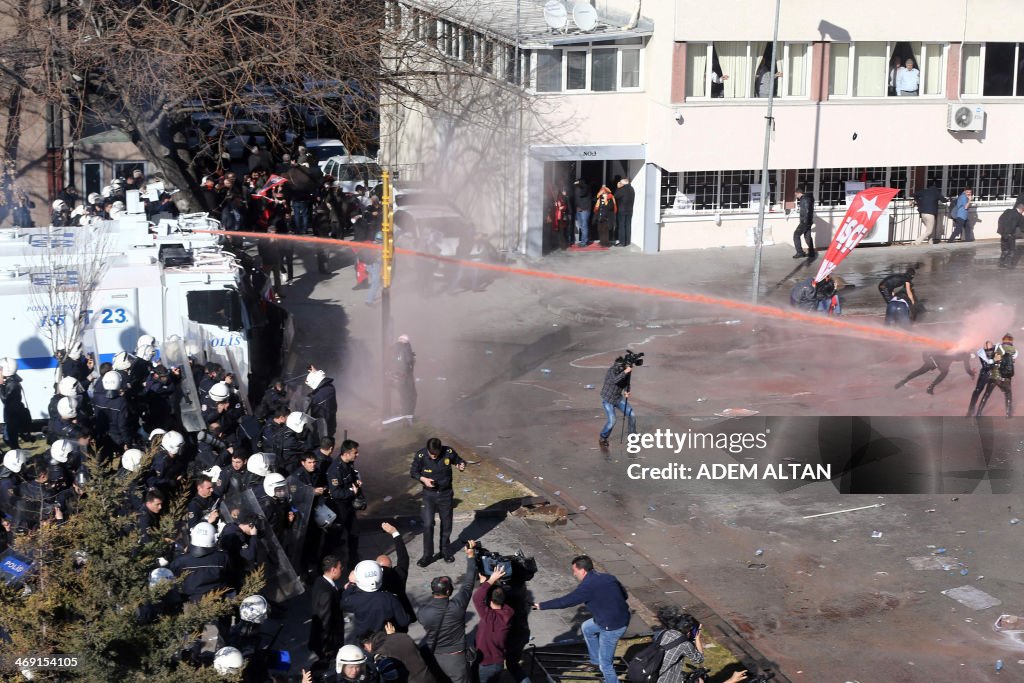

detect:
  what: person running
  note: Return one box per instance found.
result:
[895,351,974,395]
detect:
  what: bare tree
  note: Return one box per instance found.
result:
[28,222,111,362]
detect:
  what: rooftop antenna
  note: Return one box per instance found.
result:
[571,1,598,31]
[543,0,567,31]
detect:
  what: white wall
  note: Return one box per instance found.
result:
[647,100,1024,172]
[672,0,1024,42]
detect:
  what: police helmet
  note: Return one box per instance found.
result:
[3,449,29,473]
[58,376,82,397]
[213,646,244,675]
[162,430,184,455]
[120,449,144,472]
[50,439,74,463]
[136,344,156,362]
[247,452,271,477]
[208,382,231,403]
[262,472,287,499]
[239,595,269,624]
[52,199,66,211]
[306,369,326,390]
[148,567,174,588]
[0,357,15,376]
[353,560,383,592]
[57,396,78,420]
[101,370,123,392]
[190,521,217,551]
[112,351,132,371]
[286,411,310,434]
[67,341,83,360]
[137,334,157,349]
[336,645,367,672]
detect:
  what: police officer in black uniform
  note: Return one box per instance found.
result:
[327,439,362,570]
[409,437,465,567]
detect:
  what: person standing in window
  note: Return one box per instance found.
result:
[948,187,974,242]
[754,58,781,98]
[896,58,920,96]
[710,69,729,98]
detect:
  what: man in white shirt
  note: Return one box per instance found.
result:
[896,58,920,96]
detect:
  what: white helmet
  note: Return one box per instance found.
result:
[148,567,174,588]
[112,351,132,371]
[336,645,367,672]
[67,341,83,361]
[58,376,82,397]
[137,334,157,349]
[213,646,244,675]
[87,192,101,205]
[50,439,74,463]
[3,449,28,473]
[52,199,66,211]
[57,396,78,419]
[136,344,156,362]
[0,357,15,376]
[102,371,123,392]
[286,411,310,434]
[208,381,231,402]
[162,430,184,455]
[239,595,269,624]
[149,428,166,440]
[306,369,326,390]
[262,472,287,499]
[190,522,217,549]
[313,502,337,528]
[121,448,144,472]
[202,465,222,482]
[101,184,113,198]
[353,560,383,593]
[247,453,271,477]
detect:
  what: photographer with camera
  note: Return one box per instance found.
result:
[598,351,642,448]
[409,437,466,567]
[418,540,479,683]
[472,560,513,683]
[327,439,365,570]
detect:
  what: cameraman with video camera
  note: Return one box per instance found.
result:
[598,351,642,448]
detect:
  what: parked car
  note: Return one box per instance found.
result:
[302,138,349,167]
[322,155,382,193]
[393,182,474,257]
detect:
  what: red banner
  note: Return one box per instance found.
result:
[252,174,289,199]
[813,187,900,283]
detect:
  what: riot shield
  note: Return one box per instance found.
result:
[283,479,314,578]
[163,336,205,433]
[219,488,304,603]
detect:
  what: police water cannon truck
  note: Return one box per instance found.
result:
[0,194,290,422]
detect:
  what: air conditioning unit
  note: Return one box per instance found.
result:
[948,103,985,132]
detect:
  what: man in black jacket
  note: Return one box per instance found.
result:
[378,521,416,626]
[417,542,478,683]
[306,368,338,439]
[409,438,466,566]
[792,186,816,259]
[613,179,635,247]
[328,439,363,569]
[913,182,945,244]
[997,201,1024,269]
[572,178,592,246]
[309,555,345,671]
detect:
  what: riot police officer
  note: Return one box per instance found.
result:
[327,439,362,570]
[409,437,465,567]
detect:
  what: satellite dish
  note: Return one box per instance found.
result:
[572,2,598,31]
[543,1,567,30]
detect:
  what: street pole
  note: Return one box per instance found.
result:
[381,169,394,419]
[751,0,782,304]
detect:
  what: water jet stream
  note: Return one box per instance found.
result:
[200,229,959,351]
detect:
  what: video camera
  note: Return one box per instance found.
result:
[470,542,538,585]
[614,350,645,371]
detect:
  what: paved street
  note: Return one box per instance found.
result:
[280,236,1024,682]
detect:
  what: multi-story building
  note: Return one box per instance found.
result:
[380,0,1024,255]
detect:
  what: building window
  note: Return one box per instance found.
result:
[566,50,587,91]
[853,42,887,96]
[460,30,474,64]
[977,164,1008,200]
[829,43,850,96]
[505,46,517,84]
[830,42,946,97]
[962,43,982,95]
[113,161,145,181]
[685,42,708,97]
[426,18,438,45]
[82,162,102,198]
[984,43,1015,96]
[785,43,809,97]
[661,169,767,212]
[482,39,494,74]
[621,48,641,88]
[536,50,563,92]
[591,47,618,91]
[684,41,803,98]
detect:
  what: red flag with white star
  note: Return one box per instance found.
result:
[813,187,900,283]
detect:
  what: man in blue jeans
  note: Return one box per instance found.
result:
[533,555,630,683]
[598,357,637,448]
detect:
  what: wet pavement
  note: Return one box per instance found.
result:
[282,236,1024,682]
